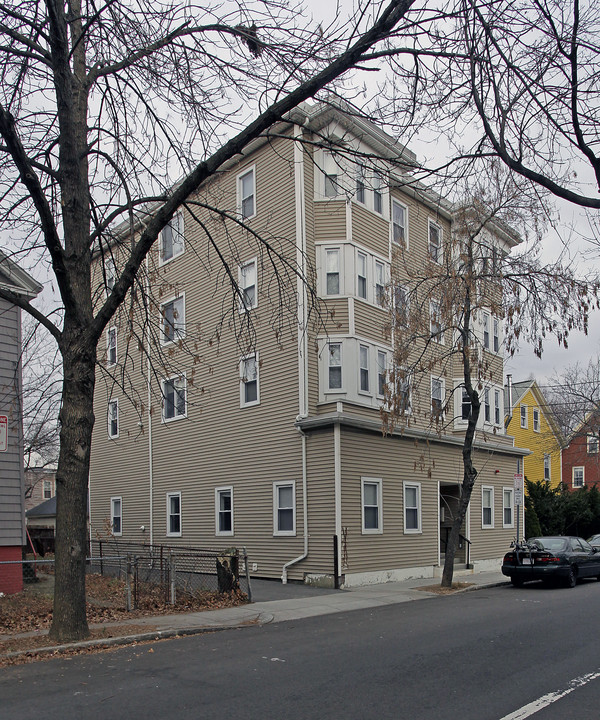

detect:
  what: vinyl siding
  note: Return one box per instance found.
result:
[0,300,25,546]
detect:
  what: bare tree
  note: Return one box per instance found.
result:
[383,165,598,587]
[547,356,600,439]
[0,0,419,642]
[388,0,600,205]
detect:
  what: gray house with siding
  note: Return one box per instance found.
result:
[0,251,42,594]
[89,102,527,587]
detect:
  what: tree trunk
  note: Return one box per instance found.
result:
[49,338,96,641]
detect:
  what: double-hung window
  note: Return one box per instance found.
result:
[111,497,122,536]
[587,435,599,454]
[167,492,181,536]
[108,399,119,438]
[461,388,471,421]
[362,478,382,534]
[328,343,342,390]
[404,483,421,533]
[544,454,551,481]
[430,300,444,344]
[482,487,494,528]
[106,327,117,366]
[216,487,233,535]
[356,165,366,204]
[431,377,444,420]
[373,172,383,214]
[239,167,256,220]
[323,151,338,197]
[359,345,370,393]
[160,296,185,344]
[429,221,442,263]
[160,211,184,263]
[533,408,540,432]
[395,368,411,414]
[375,261,386,307]
[520,406,527,428]
[483,313,490,350]
[484,389,490,422]
[392,200,407,246]
[240,354,259,407]
[377,351,387,398]
[357,252,367,299]
[493,318,500,353]
[494,390,501,425]
[105,259,116,294]
[162,375,187,421]
[503,488,514,528]
[573,467,584,488]
[326,249,340,295]
[43,480,53,499]
[239,259,257,311]
[274,482,295,535]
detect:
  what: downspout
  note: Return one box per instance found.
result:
[145,256,154,544]
[282,124,309,583]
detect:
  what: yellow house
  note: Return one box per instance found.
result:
[505,380,563,488]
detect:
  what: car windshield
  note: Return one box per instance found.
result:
[529,537,567,552]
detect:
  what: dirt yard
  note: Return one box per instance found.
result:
[0,570,247,663]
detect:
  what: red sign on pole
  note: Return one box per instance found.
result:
[0,415,7,452]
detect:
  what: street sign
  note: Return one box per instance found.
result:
[0,415,7,452]
[514,473,524,506]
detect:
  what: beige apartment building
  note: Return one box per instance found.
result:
[89,102,526,587]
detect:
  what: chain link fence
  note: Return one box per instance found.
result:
[1,542,252,610]
[89,540,252,609]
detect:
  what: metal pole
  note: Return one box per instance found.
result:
[170,554,176,605]
[243,547,253,602]
[333,535,339,589]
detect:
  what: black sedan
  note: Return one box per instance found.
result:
[502,536,600,588]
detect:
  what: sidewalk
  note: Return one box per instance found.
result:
[1,570,509,662]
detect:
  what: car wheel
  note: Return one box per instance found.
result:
[511,576,524,588]
[565,566,577,588]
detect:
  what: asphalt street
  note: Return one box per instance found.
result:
[2,580,600,719]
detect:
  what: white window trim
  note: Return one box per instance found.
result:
[107,398,119,439]
[533,408,540,433]
[573,466,585,488]
[273,481,296,537]
[376,350,387,400]
[482,312,490,350]
[428,219,443,263]
[361,477,383,535]
[238,258,258,312]
[160,293,186,346]
[520,405,528,429]
[356,250,368,300]
[375,260,386,307]
[324,246,342,297]
[215,486,234,537]
[393,367,412,415]
[391,198,408,248]
[110,496,122,537]
[431,376,445,420]
[544,454,551,481]
[403,482,422,534]
[240,352,260,408]
[326,341,343,393]
[166,492,182,537]
[503,487,514,529]
[430,300,444,344]
[106,326,117,367]
[105,259,116,297]
[237,165,256,220]
[359,344,370,395]
[493,317,500,354]
[158,210,185,266]
[587,435,599,454]
[161,373,187,422]
[482,486,494,529]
